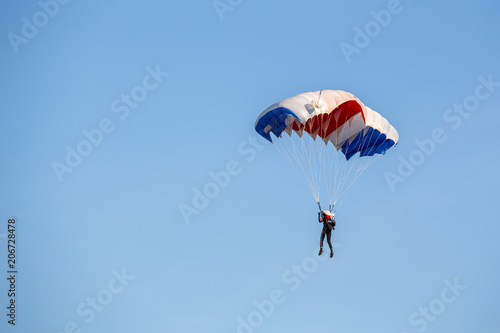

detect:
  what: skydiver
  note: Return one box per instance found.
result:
[318,210,335,258]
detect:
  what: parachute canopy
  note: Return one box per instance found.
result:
[255,90,398,160]
[254,90,398,208]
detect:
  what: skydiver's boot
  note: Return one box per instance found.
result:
[318,248,324,256]
[330,250,334,258]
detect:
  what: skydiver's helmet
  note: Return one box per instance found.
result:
[321,210,334,221]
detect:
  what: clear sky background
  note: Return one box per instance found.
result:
[1,0,499,332]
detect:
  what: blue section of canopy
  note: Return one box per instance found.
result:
[255,107,300,142]
[341,127,396,160]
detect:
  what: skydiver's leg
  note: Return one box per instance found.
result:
[319,230,326,256]
[326,231,333,250]
[327,231,334,258]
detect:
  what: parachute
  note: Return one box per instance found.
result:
[254,90,399,210]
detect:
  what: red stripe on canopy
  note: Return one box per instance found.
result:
[292,100,366,140]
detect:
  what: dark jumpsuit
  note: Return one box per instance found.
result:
[319,213,335,250]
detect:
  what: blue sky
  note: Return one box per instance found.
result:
[1,0,500,332]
